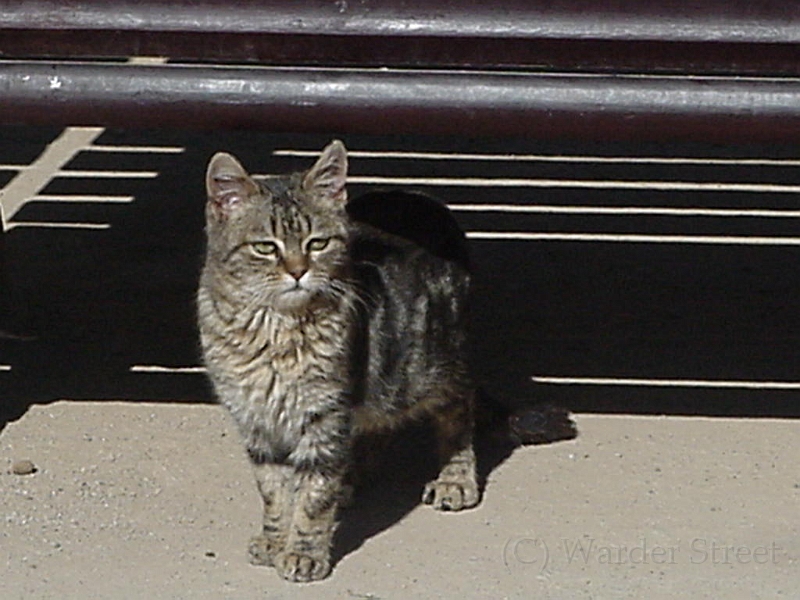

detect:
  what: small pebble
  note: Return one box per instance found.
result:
[12,460,37,475]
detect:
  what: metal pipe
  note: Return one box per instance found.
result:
[3,60,800,142]
[2,1,800,75]
[3,0,799,43]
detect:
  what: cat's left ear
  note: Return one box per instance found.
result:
[206,152,258,220]
[303,140,348,206]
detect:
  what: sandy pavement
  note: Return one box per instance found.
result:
[1,401,797,599]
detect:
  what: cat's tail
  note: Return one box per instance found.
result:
[476,389,578,446]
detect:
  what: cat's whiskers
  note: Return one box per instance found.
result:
[336,278,376,313]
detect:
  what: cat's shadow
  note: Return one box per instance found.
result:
[331,419,517,566]
[347,189,472,270]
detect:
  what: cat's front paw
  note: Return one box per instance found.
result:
[275,551,331,582]
[422,479,480,511]
[248,535,282,567]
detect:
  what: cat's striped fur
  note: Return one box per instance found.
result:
[197,141,478,582]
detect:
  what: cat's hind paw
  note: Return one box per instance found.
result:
[275,551,331,582]
[422,479,480,511]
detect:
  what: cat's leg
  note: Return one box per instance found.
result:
[422,393,480,511]
[249,462,295,567]
[274,469,343,582]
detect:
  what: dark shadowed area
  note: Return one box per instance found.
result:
[2,127,800,433]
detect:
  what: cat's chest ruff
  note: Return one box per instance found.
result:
[215,308,352,465]
[229,307,349,379]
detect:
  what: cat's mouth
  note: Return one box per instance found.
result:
[283,286,310,298]
[273,283,316,312]
[283,279,311,294]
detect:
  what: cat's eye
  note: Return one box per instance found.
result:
[307,237,330,252]
[251,241,278,256]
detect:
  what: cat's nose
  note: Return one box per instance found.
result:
[284,255,309,281]
[288,267,308,281]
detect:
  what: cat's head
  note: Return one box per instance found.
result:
[204,140,352,314]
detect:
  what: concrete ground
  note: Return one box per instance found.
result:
[1,402,797,599]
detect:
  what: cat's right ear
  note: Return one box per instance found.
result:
[303,140,348,207]
[205,152,258,220]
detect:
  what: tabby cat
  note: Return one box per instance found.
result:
[197,141,479,582]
